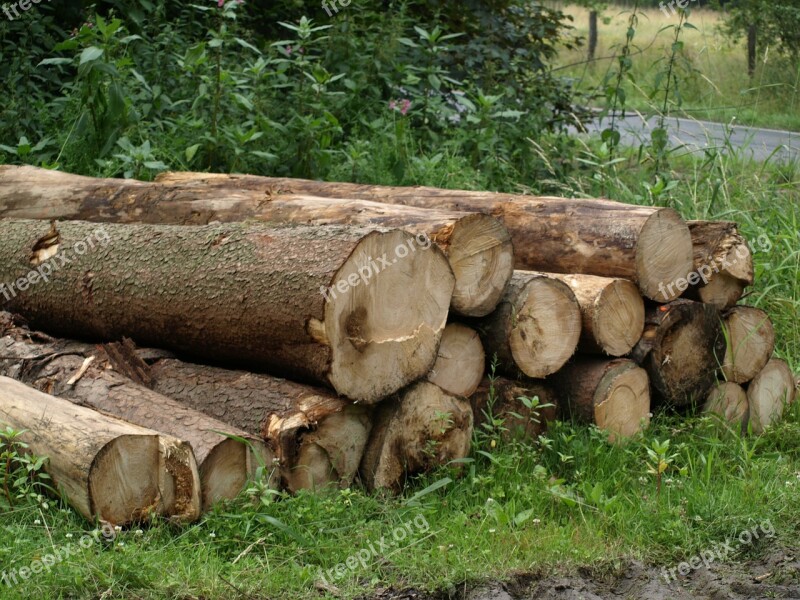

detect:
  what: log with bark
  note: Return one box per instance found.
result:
[0,376,174,525]
[747,358,796,434]
[426,323,485,398]
[0,219,453,403]
[685,221,754,309]
[0,315,267,512]
[545,273,644,356]
[0,166,511,317]
[721,306,775,384]
[142,355,372,493]
[470,376,558,440]
[360,381,473,492]
[152,171,695,302]
[553,357,651,442]
[703,381,749,429]
[470,271,582,379]
[630,300,725,407]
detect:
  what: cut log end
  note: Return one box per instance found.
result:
[637,209,694,302]
[722,307,775,384]
[325,229,454,403]
[508,275,581,378]
[704,381,748,428]
[90,434,162,524]
[426,323,485,398]
[446,214,514,317]
[698,272,748,309]
[594,363,651,442]
[748,358,796,434]
[199,439,268,511]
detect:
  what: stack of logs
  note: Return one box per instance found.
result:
[0,165,794,526]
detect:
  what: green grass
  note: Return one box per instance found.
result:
[1,140,799,599]
[552,3,800,132]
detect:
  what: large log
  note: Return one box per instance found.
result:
[360,381,473,492]
[142,356,372,493]
[721,306,775,384]
[470,376,558,440]
[552,358,651,442]
[703,381,749,429]
[470,271,581,379]
[0,377,169,525]
[0,219,453,403]
[426,323,485,398]
[546,273,644,356]
[0,166,510,317]
[747,358,796,434]
[630,300,725,407]
[152,171,694,302]
[0,315,264,512]
[685,221,754,310]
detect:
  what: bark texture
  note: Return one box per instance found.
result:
[0,166,509,317]
[0,376,166,525]
[360,381,473,492]
[553,357,651,442]
[144,357,372,493]
[630,300,725,407]
[0,218,453,403]
[152,171,694,302]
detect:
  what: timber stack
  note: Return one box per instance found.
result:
[0,165,794,524]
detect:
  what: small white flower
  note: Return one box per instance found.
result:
[134,530,143,536]
[117,542,124,547]
[488,529,496,533]
[532,519,541,525]
[65,533,73,538]
[209,533,216,538]
[114,526,122,533]
[33,519,41,525]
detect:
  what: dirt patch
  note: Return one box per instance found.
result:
[364,546,800,600]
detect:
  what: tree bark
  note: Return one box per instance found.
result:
[630,300,725,407]
[747,358,796,434]
[0,376,168,525]
[468,271,581,379]
[360,381,473,492]
[0,218,453,403]
[552,357,651,442]
[470,376,558,441]
[142,356,372,493]
[685,221,754,309]
[748,24,757,78]
[0,314,267,514]
[152,171,695,302]
[545,273,644,356]
[703,381,748,429]
[588,10,598,62]
[426,323,485,398]
[721,306,775,384]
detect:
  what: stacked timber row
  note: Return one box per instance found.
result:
[0,166,795,522]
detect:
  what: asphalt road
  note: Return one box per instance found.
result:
[578,113,800,162]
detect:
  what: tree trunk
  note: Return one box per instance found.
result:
[143,356,372,493]
[588,10,598,62]
[552,357,650,442]
[685,221,754,309]
[545,273,644,356]
[151,171,695,302]
[703,381,748,429]
[748,24,757,78]
[0,376,166,525]
[0,315,266,513]
[0,218,453,403]
[468,271,581,379]
[0,166,510,317]
[470,376,558,440]
[359,381,473,492]
[747,358,796,434]
[721,306,775,384]
[426,323,485,398]
[630,300,725,407]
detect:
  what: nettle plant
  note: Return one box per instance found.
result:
[0,425,53,509]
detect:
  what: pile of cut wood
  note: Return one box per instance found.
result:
[0,165,794,525]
